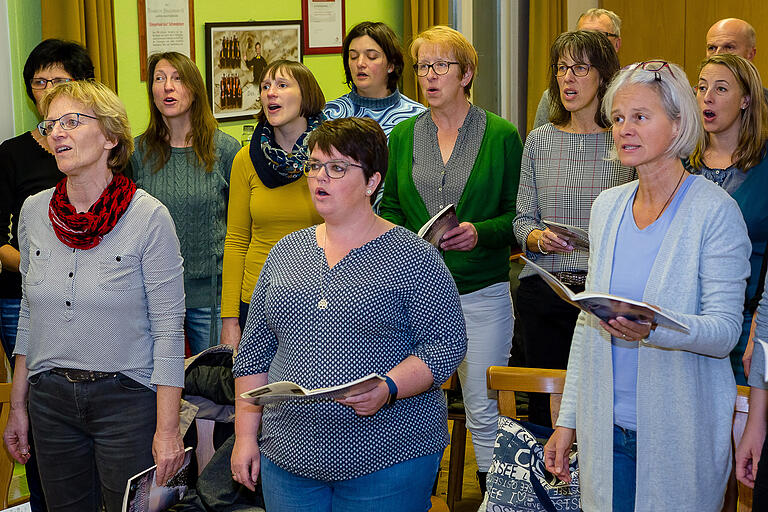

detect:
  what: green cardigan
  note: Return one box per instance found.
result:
[380,110,522,294]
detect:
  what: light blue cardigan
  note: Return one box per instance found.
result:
[557,176,751,511]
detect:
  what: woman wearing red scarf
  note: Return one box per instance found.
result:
[2,80,186,512]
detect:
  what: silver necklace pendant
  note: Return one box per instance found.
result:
[317,298,328,310]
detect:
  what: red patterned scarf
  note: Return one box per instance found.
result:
[48,174,137,250]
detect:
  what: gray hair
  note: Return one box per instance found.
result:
[602,61,703,160]
[578,8,622,36]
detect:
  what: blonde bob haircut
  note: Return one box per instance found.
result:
[689,54,768,172]
[410,25,478,96]
[39,80,133,173]
[602,61,703,161]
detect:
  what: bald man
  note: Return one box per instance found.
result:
[706,18,757,60]
[532,8,622,129]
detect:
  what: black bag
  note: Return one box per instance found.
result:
[481,417,580,512]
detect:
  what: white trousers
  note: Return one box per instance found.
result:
[457,281,513,471]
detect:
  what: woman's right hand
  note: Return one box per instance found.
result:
[528,228,574,254]
[544,426,576,482]
[231,434,260,492]
[3,407,31,464]
[221,317,242,349]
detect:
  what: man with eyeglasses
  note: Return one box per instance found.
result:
[532,8,622,130]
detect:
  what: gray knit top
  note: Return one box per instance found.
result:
[128,130,240,309]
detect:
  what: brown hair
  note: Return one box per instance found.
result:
[343,22,404,93]
[307,118,388,204]
[140,52,218,172]
[689,54,768,172]
[256,60,325,123]
[547,30,620,128]
[39,80,133,173]
[410,25,478,96]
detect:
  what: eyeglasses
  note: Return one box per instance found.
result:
[554,63,592,77]
[303,159,364,179]
[633,60,675,81]
[602,32,619,39]
[413,61,460,77]
[29,77,72,90]
[38,112,98,136]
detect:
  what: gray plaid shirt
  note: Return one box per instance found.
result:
[514,124,636,279]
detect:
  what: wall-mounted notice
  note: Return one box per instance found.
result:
[138,0,196,81]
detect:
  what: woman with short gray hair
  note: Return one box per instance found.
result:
[544,61,751,511]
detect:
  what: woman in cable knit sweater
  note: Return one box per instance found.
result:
[128,52,240,354]
[544,61,751,511]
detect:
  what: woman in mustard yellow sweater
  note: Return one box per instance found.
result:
[221,60,325,347]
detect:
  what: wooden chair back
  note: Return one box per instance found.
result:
[487,366,566,425]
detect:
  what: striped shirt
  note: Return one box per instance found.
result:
[514,124,636,279]
[16,188,186,389]
[412,106,486,217]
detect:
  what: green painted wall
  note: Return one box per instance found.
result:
[114,0,404,141]
[8,1,403,140]
[7,0,42,133]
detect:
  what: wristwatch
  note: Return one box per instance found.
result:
[384,375,398,405]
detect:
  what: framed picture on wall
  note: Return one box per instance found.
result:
[204,21,303,121]
[301,0,345,54]
[138,0,196,82]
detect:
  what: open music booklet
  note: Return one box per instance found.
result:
[240,373,385,405]
[542,220,590,251]
[521,256,689,333]
[418,204,460,248]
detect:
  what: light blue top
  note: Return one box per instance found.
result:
[610,175,694,430]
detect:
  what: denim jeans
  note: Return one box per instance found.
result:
[186,306,222,355]
[0,298,21,360]
[457,282,513,471]
[260,452,441,512]
[28,371,157,512]
[612,424,637,512]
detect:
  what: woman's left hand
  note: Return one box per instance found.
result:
[337,381,390,416]
[600,316,653,342]
[152,430,185,486]
[440,222,478,252]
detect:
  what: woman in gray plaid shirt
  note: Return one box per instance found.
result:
[513,30,635,426]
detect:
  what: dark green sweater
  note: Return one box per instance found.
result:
[380,110,522,294]
[128,130,240,308]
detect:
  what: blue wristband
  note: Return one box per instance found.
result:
[384,375,398,404]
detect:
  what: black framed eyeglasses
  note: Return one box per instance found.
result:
[29,77,72,90]
[413,61,460,77]
[38,112,98,136]
[303,159,364,179]
[554,63,592,77]
[635,60,675,81]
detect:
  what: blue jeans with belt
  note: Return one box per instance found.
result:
[28,371,157,512]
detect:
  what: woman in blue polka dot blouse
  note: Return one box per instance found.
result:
[230,117,468,512]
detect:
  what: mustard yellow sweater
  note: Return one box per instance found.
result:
[221,146,322,317]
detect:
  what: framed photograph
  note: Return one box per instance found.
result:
[138,0,196,82]
[204,21,303,121]
[302,0,345,54]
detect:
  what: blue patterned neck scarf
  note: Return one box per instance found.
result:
[249,113,325,188]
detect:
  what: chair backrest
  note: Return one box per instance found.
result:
[486,366,566,425]
[0,383,17,508]
[732,385,752,512]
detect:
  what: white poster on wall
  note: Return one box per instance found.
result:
[145,0,192,57]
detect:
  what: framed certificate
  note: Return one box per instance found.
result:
[138,0,195,81]
[302,0,345,55]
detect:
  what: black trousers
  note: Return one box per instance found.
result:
[753,432,768,509]
[516,275,582,427]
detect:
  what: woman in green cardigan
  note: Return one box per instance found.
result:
[379,25,522,494]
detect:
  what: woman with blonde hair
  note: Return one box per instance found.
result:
[128,51,240,354]
[3,79,186,511]
[686,53,768,384]
[380,25,522,493]
[221,60,325,348]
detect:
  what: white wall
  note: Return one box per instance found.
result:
[0,0,16,141]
